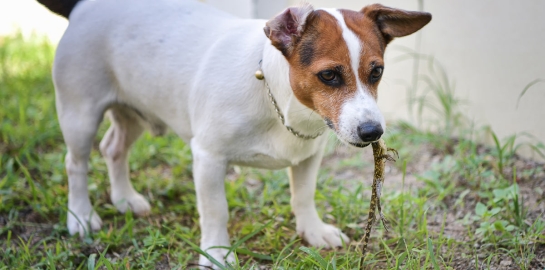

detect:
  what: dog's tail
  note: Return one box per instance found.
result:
[36,0,80,19]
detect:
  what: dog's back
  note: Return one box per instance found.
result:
[50,0,269,143]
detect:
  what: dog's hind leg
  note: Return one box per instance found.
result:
[57,101,105,237]
[99,107,150,216]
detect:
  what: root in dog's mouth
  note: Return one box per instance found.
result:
[349,142,370,148]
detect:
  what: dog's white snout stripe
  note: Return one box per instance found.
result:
[321,8,385,143]
[320,9,363,92]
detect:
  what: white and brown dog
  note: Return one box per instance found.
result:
[38,0,430,267]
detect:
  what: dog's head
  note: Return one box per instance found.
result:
[264,4,431,147]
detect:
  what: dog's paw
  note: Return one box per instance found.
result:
[111,192,151,216]
[298,222,350,248]
[198,248,236,269]
[67,209,102,237]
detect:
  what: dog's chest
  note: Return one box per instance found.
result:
[231,153,293,170]
[228,132,327,170]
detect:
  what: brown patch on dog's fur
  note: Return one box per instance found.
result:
[340,9,387,99]
[361,4,432,43]
[284,10,359,129]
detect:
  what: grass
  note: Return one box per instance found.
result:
[1,34,544,269]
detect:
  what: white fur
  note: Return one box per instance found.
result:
[321,9,386,144]
[53,0,350,268]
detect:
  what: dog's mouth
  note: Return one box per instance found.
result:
[324,118,372,148]
[324,118,335,130]
[349,142,370,148]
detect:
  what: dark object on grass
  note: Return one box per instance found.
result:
[36,0,80,18]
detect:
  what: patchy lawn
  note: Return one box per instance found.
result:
[1,34,544,269]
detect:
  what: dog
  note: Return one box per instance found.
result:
[37,0,430,267]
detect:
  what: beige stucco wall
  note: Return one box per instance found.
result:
[2,0,544,157]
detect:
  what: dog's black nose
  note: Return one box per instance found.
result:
[357,122,383,142]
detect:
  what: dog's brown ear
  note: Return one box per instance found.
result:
[264,4,314,56]
[362,4,431,44]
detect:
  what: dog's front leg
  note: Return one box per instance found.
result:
[191,140,235,269]
[288,149,350,248]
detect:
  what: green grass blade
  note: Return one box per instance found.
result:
[226,219,273,258]
[516,79,545,108]
[87,254,96,270]
[427,238,440,270]
[299,246,329,269]
[174,231,231,270]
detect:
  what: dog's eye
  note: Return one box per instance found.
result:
[318,70,342,86]
[370,67,383,82]
[319,70,336,81]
